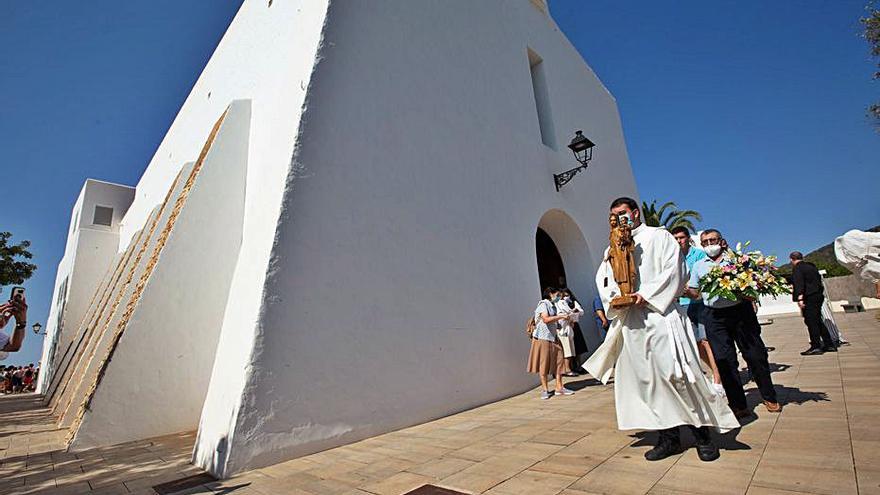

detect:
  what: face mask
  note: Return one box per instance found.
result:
[564,297,571,303]
[618,213,634,227]
[704,244,723,257]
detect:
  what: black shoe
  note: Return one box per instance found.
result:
[732,408,753,420]
[644,439,681,461]
[822,346,837,353]
[800,348,823,356]
[695,441,720,462]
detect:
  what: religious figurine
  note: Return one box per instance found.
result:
[607,213,638,307]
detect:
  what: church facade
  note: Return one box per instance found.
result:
[38,0,637,478]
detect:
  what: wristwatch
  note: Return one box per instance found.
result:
[14,321,26,330]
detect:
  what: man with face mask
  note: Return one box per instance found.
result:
[584,198,738,463]
[686,229,782,418]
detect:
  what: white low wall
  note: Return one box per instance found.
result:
[757,295,800,317]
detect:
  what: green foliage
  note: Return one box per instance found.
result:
[0,232,37,293]
[640,200,702,233]
[808,259,852,278]
[862,2,880,127]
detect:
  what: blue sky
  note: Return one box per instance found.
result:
[2,1,878,366]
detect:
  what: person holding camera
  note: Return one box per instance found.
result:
[0,294,28,360]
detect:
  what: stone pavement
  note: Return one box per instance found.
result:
[1,310,879,495]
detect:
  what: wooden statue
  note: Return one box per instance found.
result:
[608,213,638,308]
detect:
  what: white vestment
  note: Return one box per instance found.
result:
[584,224,739,432]
[834,230,880,283]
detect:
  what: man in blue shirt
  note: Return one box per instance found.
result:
[686,229,781,418]
[671,226,707,340]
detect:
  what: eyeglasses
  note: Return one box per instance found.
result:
[701,237,722,247]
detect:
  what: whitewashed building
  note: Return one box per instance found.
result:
[39,0,638,478]
[36,180,135,393]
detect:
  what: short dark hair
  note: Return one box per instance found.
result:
[789,251,804,261]
[542,287,558,300]
[700,228,722,238]
[609,197,639,211]
[669,226,690,237]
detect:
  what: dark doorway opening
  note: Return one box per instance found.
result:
[536,227,566,295]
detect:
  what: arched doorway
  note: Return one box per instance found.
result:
[536,227,566,294]
[535,209,603,354]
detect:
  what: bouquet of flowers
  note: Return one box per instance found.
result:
[698,242,791,301]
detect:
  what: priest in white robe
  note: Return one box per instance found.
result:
[584,197,739,462]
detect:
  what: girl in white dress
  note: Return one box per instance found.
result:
[556,289,585,377]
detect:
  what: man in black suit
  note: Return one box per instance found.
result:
[790,251,836,355]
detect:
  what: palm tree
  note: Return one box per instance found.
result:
[640,200,702,233]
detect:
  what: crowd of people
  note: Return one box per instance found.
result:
[0,293,38,394]
[528,196,795,463]
[1,363,38,394]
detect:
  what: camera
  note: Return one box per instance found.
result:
[10,287,25,302]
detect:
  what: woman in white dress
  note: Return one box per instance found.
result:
[556,289,584,377]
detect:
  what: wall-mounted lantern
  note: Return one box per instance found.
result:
[554,130,596,191]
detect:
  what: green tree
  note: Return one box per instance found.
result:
[863,2,880,127]
[640,200,703,233]
[810,259,852,278]
[0,232,37,293]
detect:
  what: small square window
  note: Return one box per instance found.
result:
[93,206,114,226]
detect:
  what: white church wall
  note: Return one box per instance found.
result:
[202,1,638,476]
[56,205,166,429]
[98,0,330,471]
[42,251,119,403]
[179,0,332,476]
[36,180,134,392]
[70,103,250,449]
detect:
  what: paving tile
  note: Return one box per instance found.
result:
[750,463,857,495]
[448,442,509,462]
[439,470,506,494]
[653,462,751,495]
[745,486,818,495]
[485,469,578,495]
[0,311,879,495]
[407,457,477,479]
[855,468,880,495]
[359,471,435,495]
[569,452,676,495]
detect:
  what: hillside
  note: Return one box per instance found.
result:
[779,225,880,277]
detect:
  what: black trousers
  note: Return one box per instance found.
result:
[704,302,777,411]
[802,293,834,349]
[659,425,711,445]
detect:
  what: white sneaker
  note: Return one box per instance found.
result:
[540,390,552,400]
[556,387,575,396]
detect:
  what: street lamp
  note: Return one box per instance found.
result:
[554,130,596,191]
[32,322,43,335]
